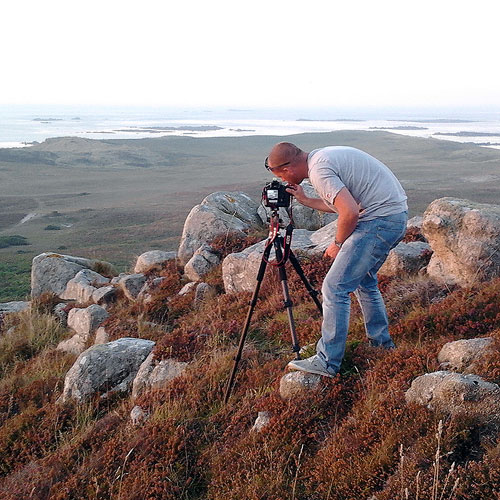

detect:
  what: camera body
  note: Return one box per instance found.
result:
[262,180,291,209]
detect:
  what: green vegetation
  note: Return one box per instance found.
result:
[0,257,32,302]
[0,235,29,249]
[44,225,61,231]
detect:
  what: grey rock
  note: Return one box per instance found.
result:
[31,253,102,298]
[61,269,110,303]
[94,326,110,345]
[405,371,500,423]
[422,198,500,286]
[67,304,109,340]
[92,286,117,306]
[184,244,220,281]
[134,250,177,274]
[178,191,263,264]
[60,338,155,403]
[194,282,216,305]
[379,241,432,277]
[53,303,68,326]
[223,220,337,293]
[119,274,147,300]
[251,411,272,432]
[178,282,197,295]
[132,352,188,398]
[279,371,322,399]
[438,337,494,372]
[57,334,87,356]
[130,405,149,426]
[407,216,423,229]
[0,301,30,314]
[111,273,128,285]
[137,277,167,304]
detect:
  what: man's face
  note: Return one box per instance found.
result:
[265,155,303,184]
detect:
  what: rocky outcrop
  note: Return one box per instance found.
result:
[61,269,110,303]
[134,250,177,274]
[132,352,188,398]
[184,244,220,281]
[405,371,500,424]
[223,220,337,293]
[60,338,155,403]
[422,198,500,286]
[379,241,432,276]
[31,253,97,298]
[177,192,263,264]
[279,371,322,399]
[438,338,494,373]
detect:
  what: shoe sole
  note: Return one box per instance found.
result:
[287,362,335,378]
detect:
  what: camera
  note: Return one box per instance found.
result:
[262,180,291,209]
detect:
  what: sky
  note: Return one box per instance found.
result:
[1,0,499,108]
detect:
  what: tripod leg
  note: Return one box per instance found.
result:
[274,238,301,360]
[288,249,323,315]
[224,242,273,404]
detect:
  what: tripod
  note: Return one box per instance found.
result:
[224,208,323,404]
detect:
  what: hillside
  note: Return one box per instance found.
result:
[1,131,500,302]
[0,223,500,499]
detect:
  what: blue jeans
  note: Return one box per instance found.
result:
[316,211,408,374]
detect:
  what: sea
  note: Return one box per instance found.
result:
[1,105,500,150]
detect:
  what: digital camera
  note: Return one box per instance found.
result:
[262,180,291,209]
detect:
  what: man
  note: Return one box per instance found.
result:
[265,142,408,377]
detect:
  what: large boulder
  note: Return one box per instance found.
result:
[379,241,432,276]
[178,192,263,264]
[222,220,337,293]
[184,244,220,281]
[134,250,177,274]
[405,371,500,424]
[422,198,500,286]
[31,253,96,298]
[132,352,188,398]
[438,337,494,373]
[258,181,336,231]
[61,269,110,303]
[60,338,155,403]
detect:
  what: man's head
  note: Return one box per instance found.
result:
[265,142,309,185]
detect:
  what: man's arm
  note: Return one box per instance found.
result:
[324,187,359,258]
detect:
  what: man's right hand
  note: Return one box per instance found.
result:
[286,184,308,204]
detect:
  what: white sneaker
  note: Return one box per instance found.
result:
[287,354,336,378]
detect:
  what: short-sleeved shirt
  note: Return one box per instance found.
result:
[307,146,408,220]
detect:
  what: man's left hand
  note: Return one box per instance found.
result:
[324,242,340,260]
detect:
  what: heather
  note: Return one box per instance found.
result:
[0,235,500,499]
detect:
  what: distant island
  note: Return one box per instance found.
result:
[434,131,500,137]
[114,125,223,133]
[388,118,475,123]
[297,118,364,122]
[32,118,64,122]
[369,126,428,131]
